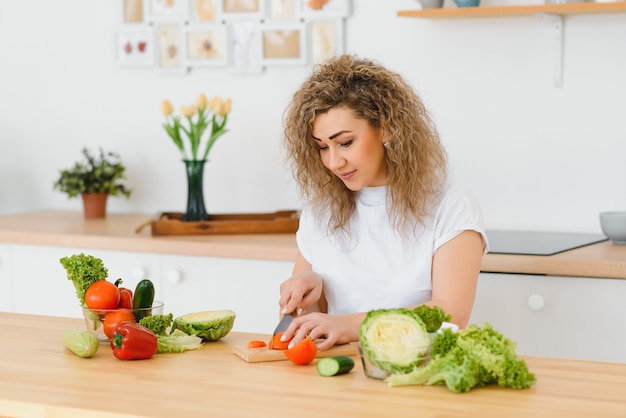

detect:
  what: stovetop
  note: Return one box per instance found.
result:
[486,230,608,256]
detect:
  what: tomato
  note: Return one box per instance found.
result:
[268,332,290,350]
[284,337,317,365]
[103,309,136,339]
[247,340,267,349]
[85,281,120,310]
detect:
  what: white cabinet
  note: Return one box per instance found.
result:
[0,244,12,312]
[161,254,292,333]
[470,273,626,364]
[5,243,292,334]
[10,244,160,319]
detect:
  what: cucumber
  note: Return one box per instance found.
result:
[317,355,355,377]
[132,279,155,321]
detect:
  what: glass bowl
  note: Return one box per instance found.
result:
[82,301,164,344]
[358,343,430,380]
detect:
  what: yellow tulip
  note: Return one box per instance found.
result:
[219,98,232,116]
[181,105,196,118]
[196,93,208,109]
[208,97,222,114]
[161,100,174,116]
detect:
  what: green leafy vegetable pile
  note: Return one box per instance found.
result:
[413,305,451,333]
[139,313,203,353]
[59,253,108,306]
[386,323,537,393]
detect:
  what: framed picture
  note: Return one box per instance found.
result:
[221,0,265,20]
[121,0,147,23]
[309,18,343,65]
[156,23,186,70]
[267,0,298,20]
[148,0,190,21]
[189,0,223,22]
[228,21,263,73]
[113,26,155,67]
[299,0,350,19]
[184,24,228,67]
[260,22,306,66]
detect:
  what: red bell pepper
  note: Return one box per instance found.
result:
[111,322,158,360]
[114,279,133,309]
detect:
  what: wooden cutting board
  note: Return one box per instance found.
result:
[233,342,358,363]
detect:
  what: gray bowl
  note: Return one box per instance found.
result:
[418,0,444,8]
[599,211,626,245]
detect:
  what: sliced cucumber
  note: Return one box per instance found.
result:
[317,355,355,377]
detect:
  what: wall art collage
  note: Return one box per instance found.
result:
[115,0,351,74]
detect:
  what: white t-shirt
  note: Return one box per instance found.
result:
[296,184,488,315]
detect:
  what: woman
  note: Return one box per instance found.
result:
[279,55,487,350]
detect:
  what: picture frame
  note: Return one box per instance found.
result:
[113,26,155,67]
[120,0,148,24]
[148,0,190,22]
[266,0,299,20]
[259,21,306,66]
[155,23,187,72]
[308,18,343,65]
[184,24,228,67]
[189,0,223,23]
[221,0,265,21]
[299,0,350,19]
[228,21,264,73]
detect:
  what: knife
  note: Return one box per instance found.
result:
[273,313,294,335]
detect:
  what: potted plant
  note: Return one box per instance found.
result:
[53,147,132,219]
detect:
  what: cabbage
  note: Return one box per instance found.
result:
[172,310,236,341]
[359,308,430,374]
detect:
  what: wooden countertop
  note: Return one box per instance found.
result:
[0,210,625,279]
[1,312,626,418]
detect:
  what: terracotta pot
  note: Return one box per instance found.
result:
[81,193,109,219]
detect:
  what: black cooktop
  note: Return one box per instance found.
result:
[486,230,608,256]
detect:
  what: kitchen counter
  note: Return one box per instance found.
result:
[2,312,626,418]
[0,210,625,278]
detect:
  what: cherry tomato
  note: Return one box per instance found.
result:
[284,337,317,365]
[103,309,136,339]
[247,340,267,349]
[85,281,120,310]
[268,332,290,350]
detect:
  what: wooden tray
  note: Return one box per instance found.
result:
[147,210,299,236]
[233,342,358,363]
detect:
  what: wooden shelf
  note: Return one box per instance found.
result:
[398,2,626,87]
[397,2,626,19]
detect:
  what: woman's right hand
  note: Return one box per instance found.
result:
[279,270,323,315]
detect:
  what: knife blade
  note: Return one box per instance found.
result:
[272,313,293,335]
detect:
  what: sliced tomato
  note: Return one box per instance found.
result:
[284,337,317,365]
[269,332,290,350]
[247,340,267,349]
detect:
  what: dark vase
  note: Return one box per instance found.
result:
[183,159,209,222]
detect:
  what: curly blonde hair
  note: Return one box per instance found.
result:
[282,54,447,234]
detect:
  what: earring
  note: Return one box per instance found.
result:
[383,141,389,148]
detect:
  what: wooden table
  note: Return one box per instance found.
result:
[1,312,625,418]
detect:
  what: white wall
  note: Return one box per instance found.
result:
[0,0,624,234]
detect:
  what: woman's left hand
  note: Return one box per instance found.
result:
[280,312,364,351]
